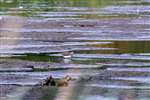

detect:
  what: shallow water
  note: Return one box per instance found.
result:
[0,0,150,100]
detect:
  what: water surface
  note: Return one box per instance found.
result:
[0,0,150,100]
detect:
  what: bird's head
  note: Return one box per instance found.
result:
[64,75,72,81]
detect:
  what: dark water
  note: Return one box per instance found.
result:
[0,0,150,100]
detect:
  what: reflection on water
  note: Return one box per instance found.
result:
[0,0,150,100]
